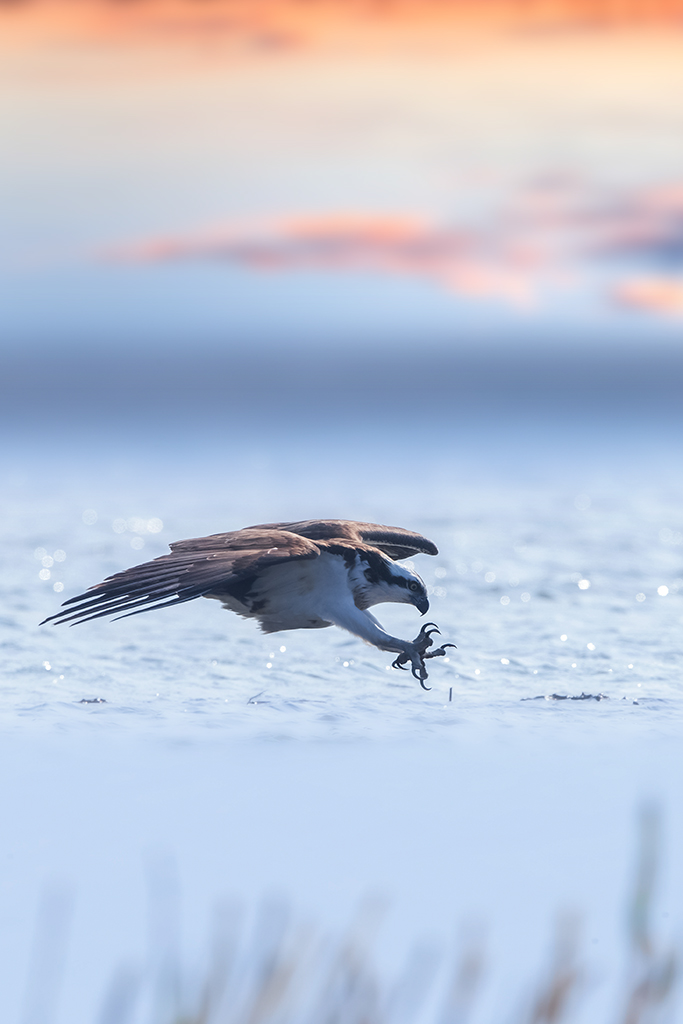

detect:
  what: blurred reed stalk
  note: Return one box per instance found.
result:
[26,807,678,1024]
[620,805,677,1024]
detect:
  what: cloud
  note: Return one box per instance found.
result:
[105,176,683,317]
[612,278,683,314]
[4,0,683,52]
[110,212,548,307]
[0,0,308,53]
[587,184,683,266]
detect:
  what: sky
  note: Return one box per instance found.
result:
[2,0,683,446]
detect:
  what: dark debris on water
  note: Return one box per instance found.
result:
[522,692,609,702]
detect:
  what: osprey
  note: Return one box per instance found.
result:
[41,519,455,688]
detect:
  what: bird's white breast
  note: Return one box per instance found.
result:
[209,551,355,634]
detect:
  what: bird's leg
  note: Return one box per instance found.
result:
[325,603,456,692]
[391,623,456,690]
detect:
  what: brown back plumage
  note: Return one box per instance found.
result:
[251,520,438,560]
[40,519,437,626]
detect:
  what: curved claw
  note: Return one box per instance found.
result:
[391,655,408,671]
[413,624,441,653]
[411,662,431,690]
[424,642,458,660]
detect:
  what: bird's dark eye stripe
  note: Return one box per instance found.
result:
[386,576,422,592]
[389,575,410,589]
[364,564,422,593]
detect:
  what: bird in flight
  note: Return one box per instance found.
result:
[41,519,455,688]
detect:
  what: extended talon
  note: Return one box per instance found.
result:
[412,623,441,655]
[411,662,431,690]
[415,622,440,639]
[423,643,458,660]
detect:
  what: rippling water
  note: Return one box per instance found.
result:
[1,423,683,1023]
[4,432,682,740]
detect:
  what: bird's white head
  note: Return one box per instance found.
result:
[352,552,429,614]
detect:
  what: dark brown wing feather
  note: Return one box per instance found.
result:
[251,519,438,560]
[41,529,320,626]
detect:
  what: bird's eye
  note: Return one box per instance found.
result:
[409,582,419,592]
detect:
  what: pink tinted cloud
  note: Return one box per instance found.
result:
[107,178,683,315]
[612,278,683,314]
[112,212,548,307]
[584,183,683,261]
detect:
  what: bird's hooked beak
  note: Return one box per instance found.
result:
[413,594,429,616]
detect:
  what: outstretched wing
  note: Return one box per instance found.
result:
[41,529,320,626]
[251,519,438,560]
